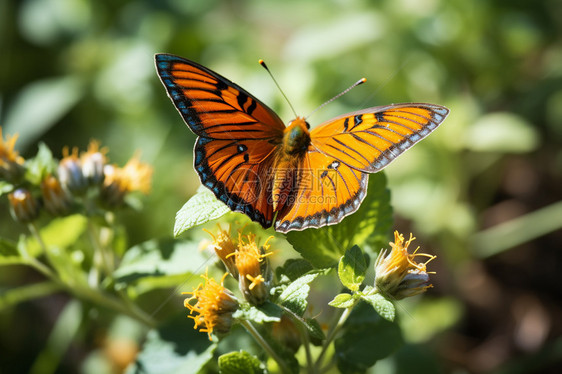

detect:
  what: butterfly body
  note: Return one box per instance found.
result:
[155,54,449,233]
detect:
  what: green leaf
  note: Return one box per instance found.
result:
[0,181,14,196]
[113,239,211,296]
[278,273,318,316]
[286,173,392,268]
[0,238,23,265]
[127,313,215,374]
[25,215,88,257]
[0,281,62,310]
[3,77,84,149]
[305,317,325,345]
[328,293,355,309]
[174,185,231,237]
[335,302,403,373]
[233,302,283,324]
[218,351,265,374]
[275,258,314,283]
[24,142,57,185]
[338,245,367,291]
[361,293,395,322]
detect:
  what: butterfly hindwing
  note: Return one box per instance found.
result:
[275,150,368,233]
[155,54,285,228]
[310,103,449,173]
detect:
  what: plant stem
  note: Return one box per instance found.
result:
[240,319,291,374]
[280,306,315,373]
[315,304,353,371]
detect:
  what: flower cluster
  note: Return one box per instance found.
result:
[183,271,239,340]
[374,231,436,300]
[1,127,153,223]
[184,227,275,339]
[207,225,273,305]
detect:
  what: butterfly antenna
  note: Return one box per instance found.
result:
[259,59,298,117]
[306,77,367,119]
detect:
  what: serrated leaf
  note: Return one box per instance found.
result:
[174,186,231,237]
[127,313,215,374]
[335,302,403,373]
[286,173,392,268]
[278,273,318,316]
[328,293,355,309]
[338,245,367,291]
[218,351,265,374]
[233,302,282,324]
[305,317,325,345]
[361,293,395,322]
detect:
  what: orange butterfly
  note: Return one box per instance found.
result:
[155,54,449,233]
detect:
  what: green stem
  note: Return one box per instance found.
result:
[240,319,291,374]
[315,304,354,371]
[279,306,314,373]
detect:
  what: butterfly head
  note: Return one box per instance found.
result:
[283,117,311,156]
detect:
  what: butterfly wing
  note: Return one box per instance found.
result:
[155,54,285,228]
[276,103,448,232]
[275,150,368,232]
[309,103,449,172]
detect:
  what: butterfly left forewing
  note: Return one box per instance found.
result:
[275,150,367,233]
[309,103,449,172]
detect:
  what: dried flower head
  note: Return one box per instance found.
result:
[0,127,25,182]
[233,233,273,305]
[374,231,436,300]
[184,271,239,340]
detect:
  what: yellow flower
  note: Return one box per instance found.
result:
[0,127,25,182]
[233,233,273,305]
[184,271,238,340]
[101,154,152,206]
[374,231,435,300]
[205,225,238,279]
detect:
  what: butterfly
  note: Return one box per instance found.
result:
[155,54,449,233]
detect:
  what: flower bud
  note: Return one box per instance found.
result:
[58,147,87,193]
[374,231,435,300]
[205,225,238,279]
[8,188,40,223]
[234,234,273,306]
[41,175,73,216]
[81,140,106,186]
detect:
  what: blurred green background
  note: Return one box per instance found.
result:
[1,0,562,372]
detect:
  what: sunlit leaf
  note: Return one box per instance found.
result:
[338,245,367,292]
[174,186,231,237]
[218,351,265,374]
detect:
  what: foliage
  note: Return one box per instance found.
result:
[2,0,561,373]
